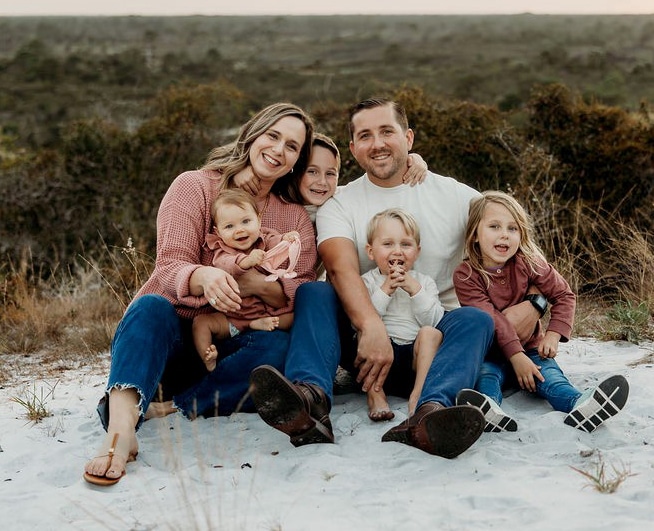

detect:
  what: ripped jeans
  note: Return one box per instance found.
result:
[97,294,289,430]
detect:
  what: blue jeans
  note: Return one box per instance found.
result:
[476,349,582,413]
[98,282,340,429]
[339,305,494,409]
[284,281,342,403]
[97,294,288,430]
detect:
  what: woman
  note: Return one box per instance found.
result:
[83,102,318,486]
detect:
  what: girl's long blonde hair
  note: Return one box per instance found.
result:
[463,190,545,287]
[201,102,314,196]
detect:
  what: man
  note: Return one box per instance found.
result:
[250,98,535,458]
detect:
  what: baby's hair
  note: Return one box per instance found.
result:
[463,190,544,286]
[366,208,421,245]
[211,189,259,222]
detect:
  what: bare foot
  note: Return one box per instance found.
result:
[144,400,178,419]
[367,389,395,422]
[204,344,218,372]
[250,316,280,331]
[84,429,138,482]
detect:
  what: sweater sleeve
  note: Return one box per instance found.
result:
[453,262,523,359]
[530,258,576,342]
[153,171,213,307]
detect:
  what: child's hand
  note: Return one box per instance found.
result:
[387,262,407,290]
[233,166,261,196]
[402,153,428,186]
[380,273,397,296]
[283,231,300,242]
[394,269,422,297]
[239,249,266,269]
[538,331,561,359]
[509,352,544,392]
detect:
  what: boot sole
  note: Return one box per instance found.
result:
[249,365,333,446]
[420,405,485,458]
[382,405,484,459]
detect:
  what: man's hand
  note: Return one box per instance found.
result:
[354,320,394,393]
[503,301,540,343]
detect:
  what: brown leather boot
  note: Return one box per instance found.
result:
[249,365,334,447]
[382,401,484,458]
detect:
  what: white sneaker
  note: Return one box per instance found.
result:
[564,375,629,433]
[456,389,518,432]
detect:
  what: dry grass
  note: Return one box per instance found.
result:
[570,450,636,494]
[0,239,153,385]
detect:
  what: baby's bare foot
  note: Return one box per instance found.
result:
[204,345,218,372]
[144,400,178,419]
[250,316,280,331]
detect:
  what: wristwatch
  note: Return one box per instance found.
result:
[524,294,548,317]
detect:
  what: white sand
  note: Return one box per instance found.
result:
[1,338,652,530]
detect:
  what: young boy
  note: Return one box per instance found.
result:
[361,208,444,421]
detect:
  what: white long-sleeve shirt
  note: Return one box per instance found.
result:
[361,267,444,345]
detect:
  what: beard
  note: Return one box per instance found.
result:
[363,153,406,182]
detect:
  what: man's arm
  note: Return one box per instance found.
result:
[320,237,393,392]
[502,285,542,342]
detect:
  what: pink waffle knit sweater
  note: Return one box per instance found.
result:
[134,169,317,320]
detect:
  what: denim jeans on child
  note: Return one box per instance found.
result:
[476,348,582,412]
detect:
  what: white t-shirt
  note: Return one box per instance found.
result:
[361,267,444,344]
[316,171,480,310]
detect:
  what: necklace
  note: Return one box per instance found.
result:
[258,194,271,217]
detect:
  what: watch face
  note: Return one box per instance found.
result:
[527,294,547,315]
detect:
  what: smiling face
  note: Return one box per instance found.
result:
[249,116,307,186]
[299,145,339,206]
[215,202,262,251]
[366,217,420,275]
[349,103,414,187]
[475,201,521,268]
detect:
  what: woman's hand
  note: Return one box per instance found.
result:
[233,166,261,196]
[238,269,287,308]
[191,266,242,313]
[402,153,428,186]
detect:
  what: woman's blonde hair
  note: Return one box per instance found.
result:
[201,102,314,196]
[463,190,545,286]
[366,208,421,245]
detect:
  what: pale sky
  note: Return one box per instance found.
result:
[1,1,652,16]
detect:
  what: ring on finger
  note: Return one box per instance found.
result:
[209,297,217,306]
